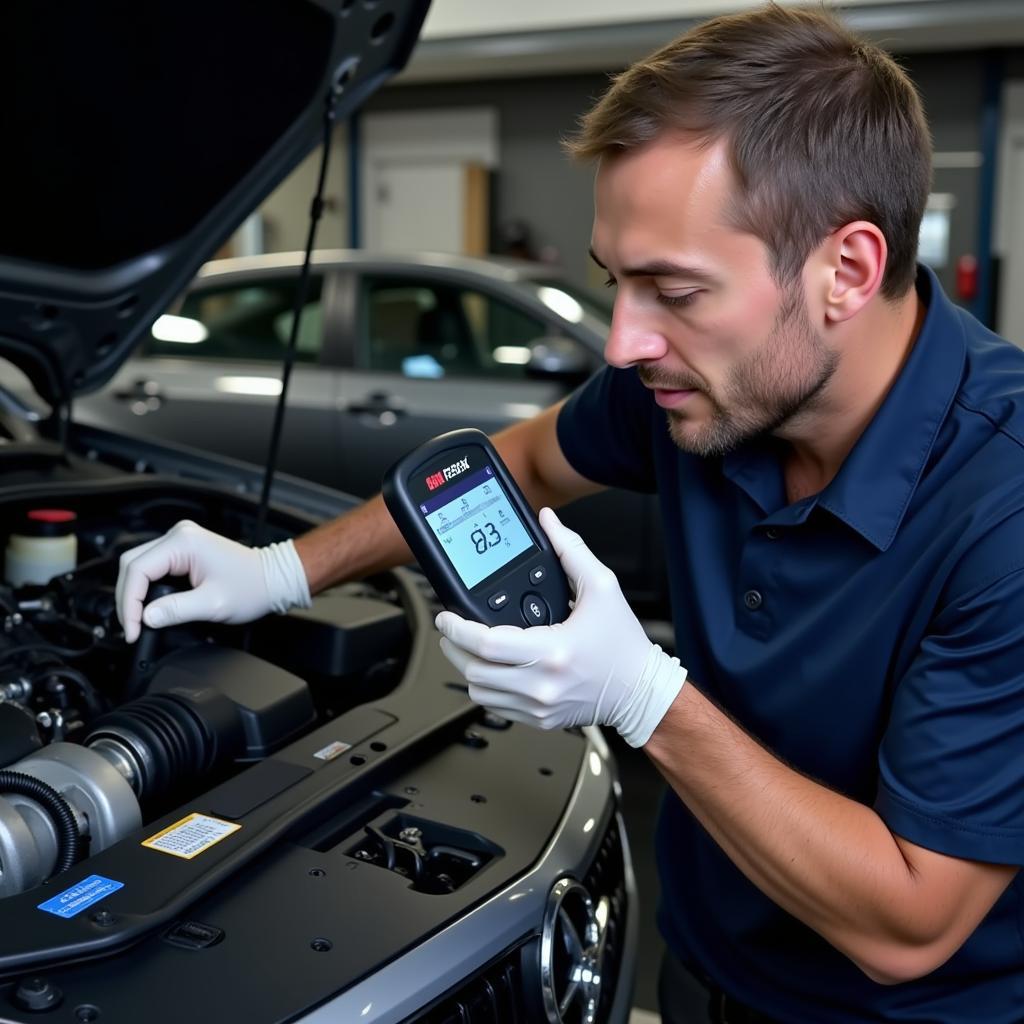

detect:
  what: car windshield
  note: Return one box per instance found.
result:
[528,277,613,325]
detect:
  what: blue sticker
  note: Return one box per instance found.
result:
[37,874,124,919]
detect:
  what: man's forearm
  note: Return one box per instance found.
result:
[644,683,1014,983]
[293,494,411,595]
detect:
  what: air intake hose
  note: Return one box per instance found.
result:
[85,686,243,807]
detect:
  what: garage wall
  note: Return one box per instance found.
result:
[257,139,350,254]
[364,49,1001,298]
[223,135,350,260]
[364,76,603,290]
[902,51,988,301]
[234,39,1020,327]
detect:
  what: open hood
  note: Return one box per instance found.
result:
[0,0,430,405]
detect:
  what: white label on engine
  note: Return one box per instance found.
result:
[142,813,241,860]
[312,740,351,762]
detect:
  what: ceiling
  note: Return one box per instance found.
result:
[396,0,1024,83]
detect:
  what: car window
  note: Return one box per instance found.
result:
[359,276,555,380]
[143,275,324,362]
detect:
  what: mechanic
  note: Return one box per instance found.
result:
[116,5,1024,1022]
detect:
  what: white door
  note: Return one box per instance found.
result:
[361,108,498,254]
[369,160,465,252]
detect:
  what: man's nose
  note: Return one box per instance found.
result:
[603,298,669,368]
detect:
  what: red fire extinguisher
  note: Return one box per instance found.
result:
[956,254,978,302]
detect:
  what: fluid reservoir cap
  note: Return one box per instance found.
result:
[23,509,77,536]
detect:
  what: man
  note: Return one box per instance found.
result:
[117,5,1024,1021]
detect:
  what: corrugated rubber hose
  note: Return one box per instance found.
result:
[0,769,80,875]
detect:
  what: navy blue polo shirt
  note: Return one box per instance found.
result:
[556,267,1024,1023]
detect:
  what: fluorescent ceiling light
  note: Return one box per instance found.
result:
[215,376,283,396]
[538,286,583,323]
[150,314,208,344]
[493,345,531,365]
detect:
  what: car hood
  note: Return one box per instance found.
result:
[0,0,429,407]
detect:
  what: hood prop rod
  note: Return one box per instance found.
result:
[253,84,340,544]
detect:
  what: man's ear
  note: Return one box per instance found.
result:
[816,222,887,324]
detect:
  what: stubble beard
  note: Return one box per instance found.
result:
[643,287,839,458]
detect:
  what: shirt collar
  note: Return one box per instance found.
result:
[723,266,967,550]
[817,266,965,550]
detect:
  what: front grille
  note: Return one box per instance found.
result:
[405,943,530,1023]
[403,813,629,1024]
[584,815,628,1022]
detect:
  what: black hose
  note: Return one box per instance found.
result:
[0,641,95,666]
[0,770,80,875]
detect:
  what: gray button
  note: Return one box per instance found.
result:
[765,528,780,540]
[743,589,763,610]
[521,592,550,626]
[529,565,546,585]
[488,591,509,611]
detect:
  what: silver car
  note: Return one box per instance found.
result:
[76,251,669,614]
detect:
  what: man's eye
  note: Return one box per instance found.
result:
[603,275,617,289]
[657,291,699,308]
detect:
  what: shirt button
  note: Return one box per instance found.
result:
[743,589,763,610]
[765,528,780,540]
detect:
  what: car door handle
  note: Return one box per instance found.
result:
[113,379,164,413]
[345,391,405,424]
[113,379,164,401]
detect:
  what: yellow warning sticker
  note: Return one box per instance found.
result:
[142,813,241,860]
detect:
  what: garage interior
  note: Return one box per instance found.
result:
[6,1,1024,1022]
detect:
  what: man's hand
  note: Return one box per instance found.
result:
[115,520,311,642]
[435,507,685,747]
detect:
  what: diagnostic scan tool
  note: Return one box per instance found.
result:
[383,429,571,627]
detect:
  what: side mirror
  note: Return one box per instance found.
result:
[524,337,595,384]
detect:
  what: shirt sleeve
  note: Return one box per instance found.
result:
[556,365,658,493]
[875,564,1024,865]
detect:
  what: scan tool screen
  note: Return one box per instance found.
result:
[419,463,535,589]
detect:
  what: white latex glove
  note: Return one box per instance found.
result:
[435,507,685,748]
[115,520,311,643]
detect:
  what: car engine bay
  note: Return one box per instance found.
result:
[0,438,630,1023]
[0,489,415,901]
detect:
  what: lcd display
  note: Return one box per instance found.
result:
[419,465,534,589]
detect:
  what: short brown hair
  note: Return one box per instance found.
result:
[565,3,932,299]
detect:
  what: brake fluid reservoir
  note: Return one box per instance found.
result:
[5,509,78,586]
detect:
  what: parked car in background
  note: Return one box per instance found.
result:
[72,251,669,615]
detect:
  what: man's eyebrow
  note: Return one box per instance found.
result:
[588,248,717,282]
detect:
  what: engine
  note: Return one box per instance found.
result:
[0,501,411,899]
